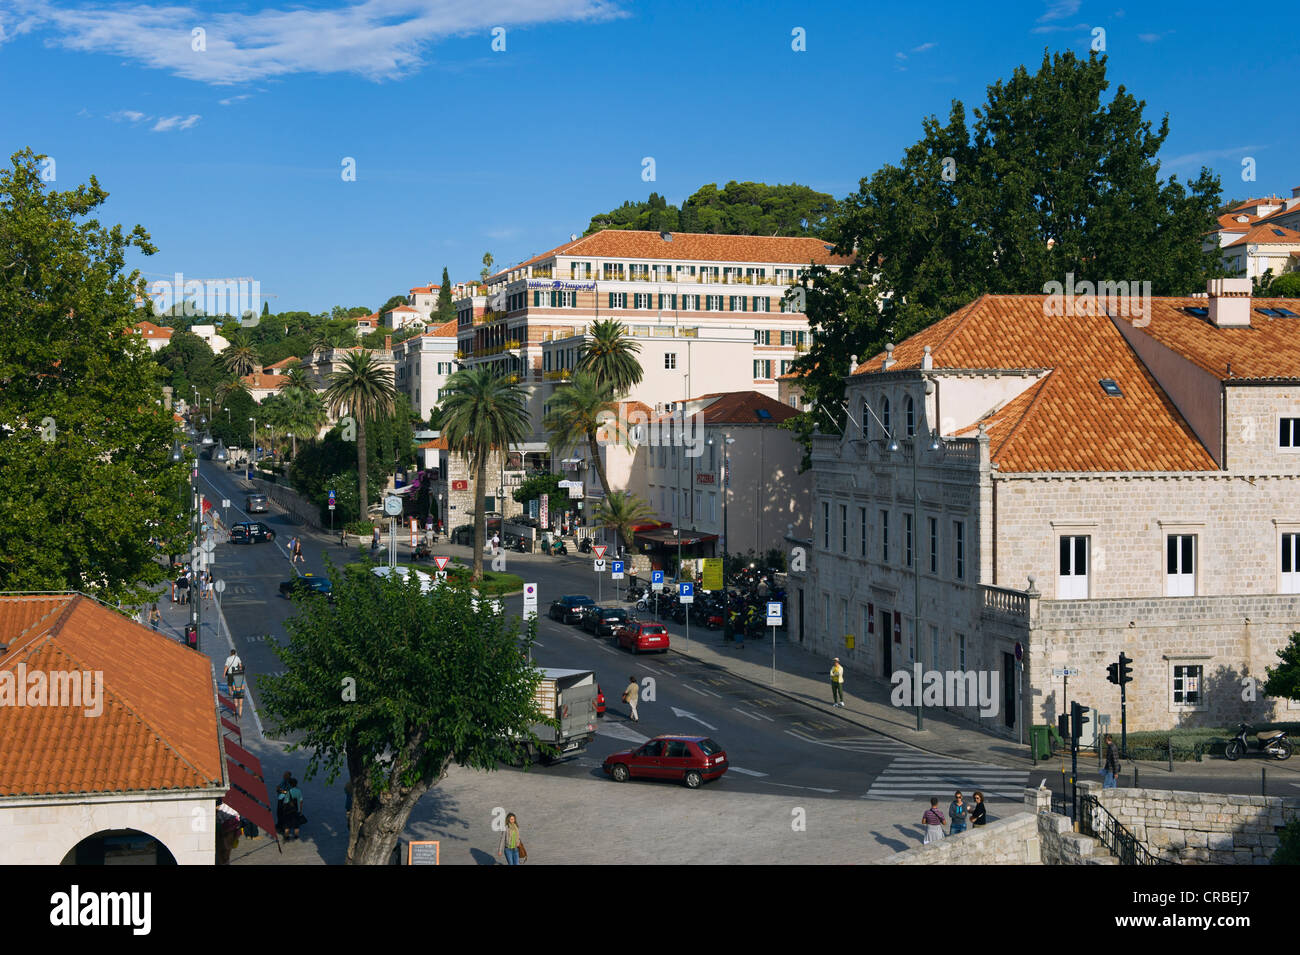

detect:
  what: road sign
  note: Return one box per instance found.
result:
[523,582,538,615]
[214,579,226,594]
[678,582,694,604]
[433,556,450,571]
[593,544,608,559]
[594,558,606,573]
[222,498,231,509]
[384,495,402,516]
[611,560,624,580]
[766,601,783,626]
[1053,667,1080,677]
[435,571,448,583]
[328,489,336,504]
[651,570,664,591]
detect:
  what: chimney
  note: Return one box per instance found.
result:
[385,334,392,351]
[1207,278,1252,328]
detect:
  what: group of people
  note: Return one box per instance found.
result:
[287,535,304,563]
[171,567,214,604]
[921,791,987,843]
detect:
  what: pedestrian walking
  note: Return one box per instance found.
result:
[149,603,161,631]
[287,778,305,840]
[948,791,968,835]
[492,533,500,555]
[622,676,640,722]
[829,657,845,707]
[175,570,190,605]
[371,526,381,553]
[1102,734,1121,789]
[276,771,293,837]
[203,570,214,603]
[293,537,304,564]
[921,797,947,844]
[969,790,987,827]
[497,812,525,865]
[224,649,247,716]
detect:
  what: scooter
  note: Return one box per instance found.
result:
[577,537,594,554]
[1224,723,1292,761]
[513,536,530,553]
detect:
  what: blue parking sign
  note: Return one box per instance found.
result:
[651,570,664,583]
[679,582,693,597]
[611,560,625,580]
[766,601,783,626]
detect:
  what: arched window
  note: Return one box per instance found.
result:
[881,396,891,435]
[905,395,915,436]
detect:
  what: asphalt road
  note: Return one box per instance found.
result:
[199,458,1300,811]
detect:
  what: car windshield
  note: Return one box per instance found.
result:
[572,596,593,605]
[696,738,722,756]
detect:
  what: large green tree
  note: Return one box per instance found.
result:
[591,491,655,553]
[438,368,530,580]
[259,563,547,865]
[542,371,626,500]
[784,49,1224,465]
[1263,632,1300,705]
[584,181,837,236]
[435,267,455,322]
[323,350,397,516]
[0,148,185,604]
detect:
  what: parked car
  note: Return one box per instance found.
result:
[603,735,728,788]
[548,594,595,624]
[616,621,670,653]
[279,573,333,601]
[245,494,268,513]
[230,521,276,544]
[582,606,634,637]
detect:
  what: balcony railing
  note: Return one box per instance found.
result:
[981,585,1030,619]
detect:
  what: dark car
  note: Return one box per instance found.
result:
[616,621,670,653]
[230,521,276,544]
[245,494,268,513]
[548,594,595,624]
[603,735,728,789]
[582,606,634,636]
[279,574,333,601]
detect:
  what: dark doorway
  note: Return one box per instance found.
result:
[880,608,892,677]
[796,588,804,643]
[62,829,177,865]
[1003,652,1016,729]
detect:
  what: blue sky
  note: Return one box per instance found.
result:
[0,0,1291,314]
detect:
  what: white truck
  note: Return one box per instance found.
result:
[522,668,599,764]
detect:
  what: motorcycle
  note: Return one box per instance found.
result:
[577,537,594,554]
[545,539,567,556]
[412,543,433,561]
[1224,723,1292,761]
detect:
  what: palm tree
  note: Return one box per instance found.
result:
[282,366,313,395]
[591,491,655,555]
[214,375,250,406]
[278,387,327,458]
[576,319,643,396]
[439,367,530,581]
[323,350,396,517]
[542,371,626,500]
[223,336,259,379]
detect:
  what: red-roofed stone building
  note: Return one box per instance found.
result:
[792,281,1300,736]
[0,595,227,864]
[393,321,458,420]
[1205,188,1300,280]
[132,320,174,353]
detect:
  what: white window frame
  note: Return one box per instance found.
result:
[664,352,677,370]
[1057,534,1088,599]
[1165,533,1196,597]
[1169,660,1208,712]
[1278,416,1300,451]
[881,510,890,563]
[1280,528,1300,594]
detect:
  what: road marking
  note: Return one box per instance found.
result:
[727,766,768,777]
[640,665,664,675]
[693,684,722,698]
[762,781,838,794]
[597,644,617,654]
[533,640,545,648]
[731,707,762,721]
[682,684,708,696]
[596,722,649,744]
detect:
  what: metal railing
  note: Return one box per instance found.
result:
[1079,794,1175,865]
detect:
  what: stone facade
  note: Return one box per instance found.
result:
[1080,781,1300,865]
[878,811,1042,865]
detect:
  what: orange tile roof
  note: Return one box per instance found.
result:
[493,230,853,280]
[133,321,173,339]
[1222,223,1300,248]
[855,295,1221,472]
[1115,297,1300,381]
[266,357,300,370]
[240,372,289,390]
[427,319,458,338]
[385,305,419,313]
[417,437,448,450]
[351,312,378,324]
[652,391,798,425]
[410,285,440,294]
[0,595,223,797]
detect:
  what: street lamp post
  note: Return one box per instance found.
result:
[248,416,256,476]
[718,434,735,641]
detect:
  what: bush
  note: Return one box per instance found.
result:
[345,519,375,535]
[1273,818,1300,865]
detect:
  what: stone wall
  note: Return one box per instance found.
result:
[878,811,1042,865]
[1081,780,1300,865]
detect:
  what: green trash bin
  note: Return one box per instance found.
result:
[1030,724,1052,760]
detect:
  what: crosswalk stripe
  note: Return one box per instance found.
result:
[863,751,1029,801]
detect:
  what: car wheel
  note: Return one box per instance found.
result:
[684,770,702,789]
[611,764,629,783]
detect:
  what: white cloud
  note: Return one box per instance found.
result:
[910,41,936,53]
[218,93,253,106]
[10,0,628,85]
[108,109,148,123]
[1037,0,1081,21]
[151,114,201,131]
[1162,145,1263,168]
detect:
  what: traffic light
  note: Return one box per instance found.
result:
[1070,700,1089,746]
[1118,652,1133,686]
[1107,661,1120,685]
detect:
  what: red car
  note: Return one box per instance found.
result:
[603,735,728,788]
[616,622,670,654]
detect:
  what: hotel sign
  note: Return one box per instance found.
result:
[696,473,715,484]
[527,279,596,291]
